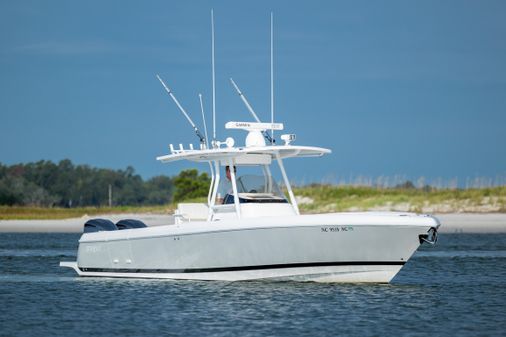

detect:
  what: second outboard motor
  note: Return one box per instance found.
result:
[116,219,147,230]
[84,219,117,233]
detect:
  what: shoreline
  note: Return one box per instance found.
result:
[436,213,506,233]
[0,212,504,233]
[0,213,175,233]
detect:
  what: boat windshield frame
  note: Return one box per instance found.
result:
[157,144,331,221]
[207,152,299,219]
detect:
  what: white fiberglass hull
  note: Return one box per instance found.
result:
[60,212,439,283]
[60,262,404,283]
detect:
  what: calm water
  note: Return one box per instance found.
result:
[0,233,505,337]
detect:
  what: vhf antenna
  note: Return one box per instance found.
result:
[229,78,274,144]
[211,9,217,147]
[270,12,275,144]
[156,74,206,147]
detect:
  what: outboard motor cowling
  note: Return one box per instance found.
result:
[116,219,147,230]
[84,219,118,233]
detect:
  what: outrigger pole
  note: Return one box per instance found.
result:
[156,74,206,147]
[229,78,274,144]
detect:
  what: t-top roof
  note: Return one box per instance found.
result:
[156,145,331,164]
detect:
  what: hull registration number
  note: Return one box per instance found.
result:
[320,226,354,232]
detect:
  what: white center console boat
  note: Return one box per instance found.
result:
[60,120,439,283]
[60,12,439,283]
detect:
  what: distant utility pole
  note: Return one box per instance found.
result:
[108,184,112,207]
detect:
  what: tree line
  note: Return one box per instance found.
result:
[0,159,210,207]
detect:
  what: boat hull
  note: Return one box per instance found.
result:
[61,261,404,283]
[60,213,439,283]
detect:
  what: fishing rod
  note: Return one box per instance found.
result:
[156,74,206,147]
[199,93,209,147]
[229,78,274,144]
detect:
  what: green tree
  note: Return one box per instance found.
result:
[0,159,177,207]
[173,169,210,202]
[145,176,173,204]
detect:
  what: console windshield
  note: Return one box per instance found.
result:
[217,174,287,204]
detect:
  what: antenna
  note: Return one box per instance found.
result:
[156,74,206,145]
[211,9,217,147]
[270,12,275,144]
[199,93,209,147]
[229,78,274,143]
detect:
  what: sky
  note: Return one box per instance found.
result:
[1,0,505,185]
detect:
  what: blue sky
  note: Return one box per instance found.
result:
[1,1,505,184]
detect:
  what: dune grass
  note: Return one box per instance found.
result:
[293,185,506,213]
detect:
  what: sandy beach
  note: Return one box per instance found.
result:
[436,213,506,233]
[0,212,505,233]
[0,213,175,233]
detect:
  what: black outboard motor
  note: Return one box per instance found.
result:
[116,219,147,230]
[84,219,118,233]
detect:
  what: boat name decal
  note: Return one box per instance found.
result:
[85,246,102,253]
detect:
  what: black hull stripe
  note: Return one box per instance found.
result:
[79,261,405,274]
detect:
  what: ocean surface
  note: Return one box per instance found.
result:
[0,233,505,337]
